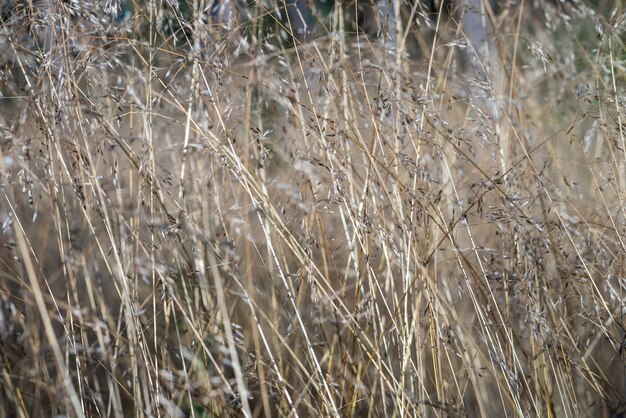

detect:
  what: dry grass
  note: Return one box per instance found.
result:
[0,0,625,417]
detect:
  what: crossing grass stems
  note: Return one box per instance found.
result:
[0,0,625,417]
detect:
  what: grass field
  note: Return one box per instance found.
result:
[0,0,625,416]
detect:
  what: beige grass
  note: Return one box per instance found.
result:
[0,0,624,417]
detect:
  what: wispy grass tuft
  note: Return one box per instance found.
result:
[0,0,625,416]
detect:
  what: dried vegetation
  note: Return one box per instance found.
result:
[0,0,625,417]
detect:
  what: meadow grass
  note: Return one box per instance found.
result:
[0,1,625,416]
